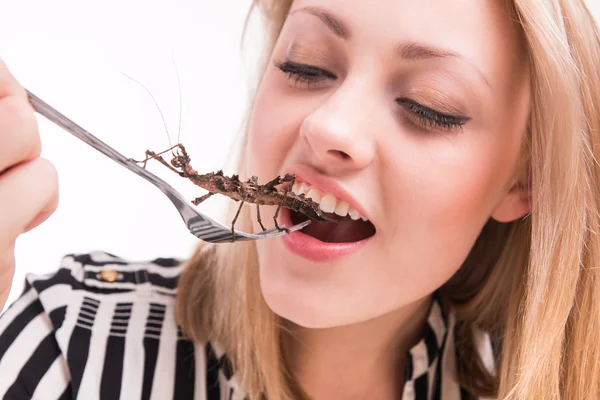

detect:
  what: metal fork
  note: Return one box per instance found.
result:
[25,89,310,243]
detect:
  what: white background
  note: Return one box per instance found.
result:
[2,1,600,311]
[1,0,263,311]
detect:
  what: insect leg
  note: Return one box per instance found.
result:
[192,192,214,205]
[256,205,267,231]
[273,176,295,233]
[141,150,182,175]
[129,144,181,169]
[264,173,296,192]
[263,176,282,190]
[231,200,245,242]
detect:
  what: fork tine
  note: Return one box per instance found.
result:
[201,220,311,243]
[191,220,310,243]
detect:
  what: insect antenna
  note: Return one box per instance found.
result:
[121,71,176,157]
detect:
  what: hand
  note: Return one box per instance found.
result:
[0,60,58,310]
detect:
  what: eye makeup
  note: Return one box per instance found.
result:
[396,98,470,133]
[275,60,336,86]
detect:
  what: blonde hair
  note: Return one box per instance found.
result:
[176,0,600,398]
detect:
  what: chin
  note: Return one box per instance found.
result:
[255,246,375,329]
[254,248,332,328]
[260,281,347,329]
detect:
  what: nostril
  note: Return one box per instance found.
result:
[327,150,351,160]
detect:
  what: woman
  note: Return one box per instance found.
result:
[1,0,600,399]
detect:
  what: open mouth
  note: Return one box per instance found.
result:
[289,207,376,243]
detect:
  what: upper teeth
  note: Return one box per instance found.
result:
[291,182,368,221]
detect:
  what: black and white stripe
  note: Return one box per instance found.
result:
[140,303,166,399]
[99,302,133,398]
[0,283,70,398]
[0,251,485,399]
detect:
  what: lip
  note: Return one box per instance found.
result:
[283,164,370,220]
[279,207,372,263]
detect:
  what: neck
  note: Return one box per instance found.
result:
[283,295,433,400]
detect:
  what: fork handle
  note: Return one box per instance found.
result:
[27,90,149,178]
[25,89,202,220]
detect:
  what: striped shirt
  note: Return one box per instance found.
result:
[0,251,491,400]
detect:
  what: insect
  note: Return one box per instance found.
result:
[130,143,337,237]
[122,58,336,238]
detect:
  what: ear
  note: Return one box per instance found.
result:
[490,182,531,223]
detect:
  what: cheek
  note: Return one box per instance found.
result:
[416,164,496,266]
[423,160,498,222]
[246,77,298,181]
[399,132,518,223]
[382,136,518,270]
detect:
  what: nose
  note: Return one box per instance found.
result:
[299,81,378,173]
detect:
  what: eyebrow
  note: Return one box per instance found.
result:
[290,6,492,89]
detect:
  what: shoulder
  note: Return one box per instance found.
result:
[15,250,186,337]
[2,251,185,338]
[26,251,179,303]
[0,250,186,397]
[0,252,248,399]
[34,250,185,295]
[4,250,182,313]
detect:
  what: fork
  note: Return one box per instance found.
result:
[25,89,310,243]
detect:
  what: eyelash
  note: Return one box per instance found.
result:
[275,60,470,133]
[275,60,335,85]
[396,98,469,132]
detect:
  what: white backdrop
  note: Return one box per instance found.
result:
[2,1,600,311]
[0,0,264,311]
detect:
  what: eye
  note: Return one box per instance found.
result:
[397,98,470,133]
[275,60,336,87]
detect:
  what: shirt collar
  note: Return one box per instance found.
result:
[403,292,449,382]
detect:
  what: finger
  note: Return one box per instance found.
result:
[0,60,26,100]
[0,247,15,309]
[23,190,59,233]
[0,95,40,173]
[0,158,59,244]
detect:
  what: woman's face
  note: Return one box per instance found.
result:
[246,0,531,328]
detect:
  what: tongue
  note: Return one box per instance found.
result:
[296,211,374,243]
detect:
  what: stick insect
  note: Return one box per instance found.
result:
[131,143,337,236]
[124,57,336,239]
